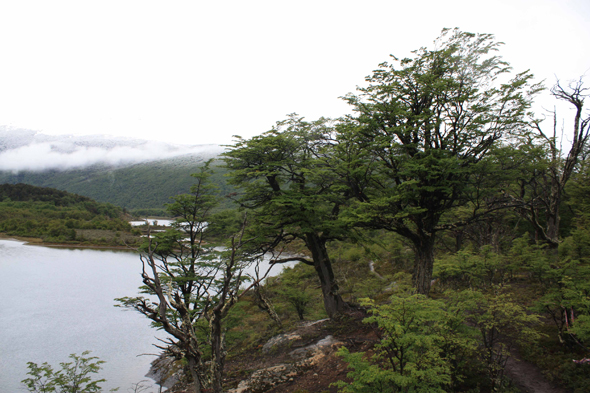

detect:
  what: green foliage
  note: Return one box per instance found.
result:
[224,115,349,244]
[205,208,245,241]
[336,286,542,393]
[275,264,316,320]
[523,340,590,393]
[0,157,236,211]
[224,115,352,317]
[0,184,133,243]
[4,29,590,393]
[21,351,117,393]
[336,295,456,393]
[567,157,590,221]
[329,240,388,303]
[511,225,590,348]
[338,28,541,293]
[434,246,515,291]
[262,262,327,322]
[117,163,259,393]
[456,289,542,390]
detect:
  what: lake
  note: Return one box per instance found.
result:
[0,239,293,392]
[0,239,162,392]
[129,218,175,227]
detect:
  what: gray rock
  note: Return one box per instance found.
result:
[229,332,343,393]
[261,331,301,354]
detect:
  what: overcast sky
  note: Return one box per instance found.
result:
[1,0,589,146]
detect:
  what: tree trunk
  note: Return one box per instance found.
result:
[304,233,348,318]
[187,355,202,393]
[545,179,561,248]
[412,235,436,295]
[209,312,225,393]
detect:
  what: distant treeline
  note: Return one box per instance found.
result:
[2,182,93,206]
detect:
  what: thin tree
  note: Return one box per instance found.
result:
[517,78,590,247]
[117,165,269,393]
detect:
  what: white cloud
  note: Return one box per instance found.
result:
[0,139,224,173]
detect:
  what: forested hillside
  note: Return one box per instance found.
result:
[0,183,137,244]
[0,155,234,213]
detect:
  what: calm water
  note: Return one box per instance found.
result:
[0,239,162,392]
[0,239,293,392]
[129,218,175,227]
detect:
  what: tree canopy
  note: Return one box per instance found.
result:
[223,115,350,317]
[339,29,542,293]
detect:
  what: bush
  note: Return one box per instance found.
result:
[21,351,117,393]
[335,295,456,393]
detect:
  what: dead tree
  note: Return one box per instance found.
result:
[523,78,590,247]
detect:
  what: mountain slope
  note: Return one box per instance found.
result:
[0,129,233,211]
[0,155,232,211]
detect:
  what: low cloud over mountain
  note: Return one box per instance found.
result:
[0,127,225,172]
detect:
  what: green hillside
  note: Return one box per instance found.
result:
[0,183,137,244]
[0,155,235,213]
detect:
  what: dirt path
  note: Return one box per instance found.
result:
[504,353,569,393]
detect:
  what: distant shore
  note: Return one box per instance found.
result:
[0,233,139,252]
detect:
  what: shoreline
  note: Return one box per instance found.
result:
[0,233,139,252]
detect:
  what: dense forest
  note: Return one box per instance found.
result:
[17,29,590,393]
[0,155,234,214]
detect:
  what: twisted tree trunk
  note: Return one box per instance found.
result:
[305,233,348,318]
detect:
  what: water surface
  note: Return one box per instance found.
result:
[0,239,162,392]
[0,239,294,392]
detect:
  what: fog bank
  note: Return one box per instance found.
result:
[0,129,225,172]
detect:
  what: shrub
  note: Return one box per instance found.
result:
[21,351,117,393]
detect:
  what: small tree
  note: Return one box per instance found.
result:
[117,164,269,393]
[22,351,116,393]
[335,295,461,393]
[116,164,218,392]
[276,264,317,320]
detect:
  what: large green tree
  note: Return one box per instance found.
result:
[223,115,351,317]
[341,29,541,294]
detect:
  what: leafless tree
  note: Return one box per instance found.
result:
[521,78,590,246]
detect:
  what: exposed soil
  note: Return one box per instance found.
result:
[504,350,570,393]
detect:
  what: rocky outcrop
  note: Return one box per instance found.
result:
[145,354,182,389]
[228,320,342,393]
[261,331,302,355]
